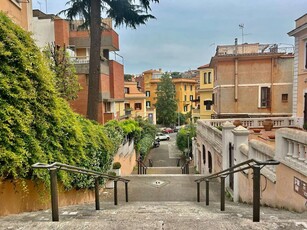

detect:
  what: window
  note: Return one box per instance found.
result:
[204,73,207,84]
[282,94,288,102]
[190,85,192,91]
[146,91,150,97]
[204,100,212,110]
[184,105,188,112]
[208,72,211,83]
[105,102,111,112]
[190,95,193,101]
[184,95,187,101]
[260,87,271,108]
[135,103,142,110]
[124,87,130,94]
[305,41,307,69]
[146,101,151,108]
[212,93,215,105]
[202,145,206,164]
[184,84,187,91]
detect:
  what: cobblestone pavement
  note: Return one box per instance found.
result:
[0,201,307,230]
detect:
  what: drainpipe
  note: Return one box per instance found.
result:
[270,58,275,115]
[234,59,238,103]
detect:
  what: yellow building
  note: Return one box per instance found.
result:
[0,0,32,31]
[172,78,197,115]
[142,69,163,109]
[124,81,156,124]
[198,64,214,119]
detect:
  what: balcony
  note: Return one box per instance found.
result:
[71,56,110,74]
[69,29,119,51]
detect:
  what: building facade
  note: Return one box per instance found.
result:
[32,11,125,124]
[198,64,214,119]
[210,43,293,118]
[0,0,32,31]
[288,14,307,126]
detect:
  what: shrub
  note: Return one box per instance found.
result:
[112,162,121,169]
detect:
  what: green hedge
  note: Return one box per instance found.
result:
[0,12,115,189]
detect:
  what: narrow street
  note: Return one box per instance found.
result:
[146,132,182,167]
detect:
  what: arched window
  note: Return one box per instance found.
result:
[202,145,206,164]
[208,151,212,174]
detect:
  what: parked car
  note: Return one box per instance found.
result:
[155,133,170,141]
[173,126,181,132]
[163,128,174,133]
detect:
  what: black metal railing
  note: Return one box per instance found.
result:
[148,159,153,167]
[32,162,130,222]
[181,160,190,174]
[195,159,279,222]
[136,158,147,174]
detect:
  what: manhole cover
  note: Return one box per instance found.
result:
[149,179,170,188]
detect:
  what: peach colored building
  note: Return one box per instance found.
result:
[32,11,125,124]
[288,14,307,126]
[210,42,293,118]
[0,0,32,31]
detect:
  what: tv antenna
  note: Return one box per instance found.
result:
[45,0,48,13]
[239,24,245,44]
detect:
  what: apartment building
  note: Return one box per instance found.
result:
[124,81,156,124]
[288,13,307,126]
[198,64,214,119]
[0,0,32,31]
[32,10,125,124]
[210,42,293,118]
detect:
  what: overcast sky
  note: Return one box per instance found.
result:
[32,0,307,74]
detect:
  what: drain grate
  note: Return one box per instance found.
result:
[150,179,170,188]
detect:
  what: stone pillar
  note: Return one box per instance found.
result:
[222,121,235,187]
[232,125,249,202]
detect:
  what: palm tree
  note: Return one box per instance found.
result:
[60,0,159,122]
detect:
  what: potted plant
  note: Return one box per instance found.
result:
[112,162,121,176]
[263,119,273,131]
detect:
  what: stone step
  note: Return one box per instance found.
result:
[0,201,305,230]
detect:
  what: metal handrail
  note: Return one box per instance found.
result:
[181,160,190,174]
[195,159,279,182]
[32,162,130,222]
[136,158,148,174]
[32,162,129,183]
[195,159,280,222]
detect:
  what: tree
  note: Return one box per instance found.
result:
[171,71,182,79]
[61,0,159,122]
[44,43,81,100]
[124,74,134,82]
[155,73,177,126]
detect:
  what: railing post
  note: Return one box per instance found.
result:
[95,177,100,210]
[187,163,189,174]
[125,181,128,202]
[253,165,261,222]
[206,179,209,206]
[50,168,59,222]
[114,180,118,205]
[197,182,200,202]
[137,161,140,174]
[220,176,226,211]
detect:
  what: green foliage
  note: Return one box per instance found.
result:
[176,124,196,153]
[155,73,178,126]
[176,112,186,126]
[124,74,133,82]
[112,162,121,169]
[103,120,124,155]
[44,43,81,100]
[137,134,153,158]
[0,13,114,189]
[133,117,156,154]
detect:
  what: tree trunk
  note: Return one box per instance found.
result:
[87,0,101,121]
